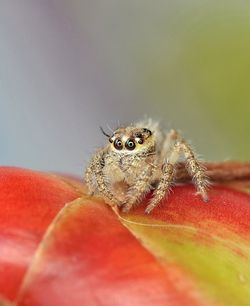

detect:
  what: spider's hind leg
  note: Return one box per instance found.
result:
[165,130,209,202]
[145,130,209,214]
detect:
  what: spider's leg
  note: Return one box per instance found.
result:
[163,130,209,201]
[84,163,95,195]
[145,141,181,214]
[178,140,209,202]
[85,151,119,207]
[122,163,153,213]
[146,129,209,213]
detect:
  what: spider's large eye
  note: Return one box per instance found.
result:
[125,139,136,150]
[114,138,123,150]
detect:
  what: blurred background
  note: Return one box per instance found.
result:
[0,0,249,176]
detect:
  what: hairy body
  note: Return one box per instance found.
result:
[84,119,209,213]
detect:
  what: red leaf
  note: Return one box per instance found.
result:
[0,167,82,300]
[0,167,249,306]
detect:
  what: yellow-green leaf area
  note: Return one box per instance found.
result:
[119,215,250,306]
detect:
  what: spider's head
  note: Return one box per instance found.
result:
[100,126,155,154]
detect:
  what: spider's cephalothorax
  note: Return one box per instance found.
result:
[84,120,209,213]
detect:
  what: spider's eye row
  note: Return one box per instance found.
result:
[125,139,136,150]
[114,138,123,150]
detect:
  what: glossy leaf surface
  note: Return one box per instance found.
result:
[0,167,249,306]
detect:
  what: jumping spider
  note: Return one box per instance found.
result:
[84,119,209,214]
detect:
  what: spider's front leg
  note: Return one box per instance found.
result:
[84,150,119,208]
[122,163,153,213]
[145,144,180,214]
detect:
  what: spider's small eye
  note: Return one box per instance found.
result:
[109,137,113,143]
[134,132,144,144]
[143,128,152,136]
[114,138,123,150]
[125,139,136,150]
